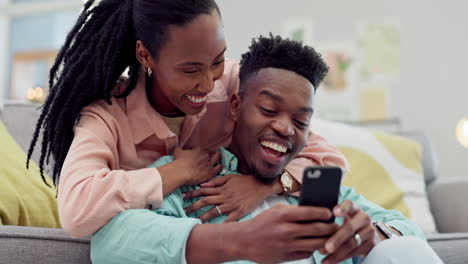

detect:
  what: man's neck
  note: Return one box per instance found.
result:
[226,142,251,175]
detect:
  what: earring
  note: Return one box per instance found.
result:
[147,67,153,77]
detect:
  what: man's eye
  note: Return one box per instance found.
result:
[183,69,198,74]
[295,120,309,128]
[259,107,277,115]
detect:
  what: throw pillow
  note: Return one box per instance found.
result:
[0,120,60,228]
[312,118,437,233]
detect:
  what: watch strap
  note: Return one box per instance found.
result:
[373,221,400,239]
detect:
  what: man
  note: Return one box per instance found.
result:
[91,35,442,264]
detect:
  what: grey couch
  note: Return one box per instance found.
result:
[1,103,468,264]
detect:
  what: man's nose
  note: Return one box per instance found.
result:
[271,115,295,137]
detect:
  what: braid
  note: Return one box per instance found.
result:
[27,0,137,186]
[27,0,220,187]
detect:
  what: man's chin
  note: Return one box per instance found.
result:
[254,170,282,184]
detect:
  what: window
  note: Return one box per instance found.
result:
[0,0,81,103]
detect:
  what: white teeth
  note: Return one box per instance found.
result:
[260,140,287,153]
[186,95,207,104]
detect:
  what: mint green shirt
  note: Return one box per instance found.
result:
[91,148,425,264]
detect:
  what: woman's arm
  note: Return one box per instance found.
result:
[58,108,164,238]
[59,106,219,238]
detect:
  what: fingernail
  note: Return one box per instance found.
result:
[326,242,334,253]
[182,193,187,199]
[334,207,342,215]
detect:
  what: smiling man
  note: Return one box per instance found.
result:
[91,35,441,264]
[229,68,314,183]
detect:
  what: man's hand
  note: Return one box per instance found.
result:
[183,174,276,222]
[237,204,340,263]
[320,200,382,264]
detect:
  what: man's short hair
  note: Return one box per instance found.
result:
[238,34,328,97]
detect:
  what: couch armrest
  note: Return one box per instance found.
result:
[427,233,468,264]
[0,226,91,264]
[428,176,468,233]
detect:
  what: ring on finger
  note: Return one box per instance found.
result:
[354,233,362,247]
[215,205,223,216]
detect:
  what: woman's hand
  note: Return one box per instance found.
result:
[173,147,222,186]
[319,200,382,264]
[158,147,222,197]
[183,174,277,222]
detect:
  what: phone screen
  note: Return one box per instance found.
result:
[299,166,342,223]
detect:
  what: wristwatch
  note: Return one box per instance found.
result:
[373,221,400,239]
[279,170,293,194]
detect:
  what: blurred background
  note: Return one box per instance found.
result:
[0,0,467,179]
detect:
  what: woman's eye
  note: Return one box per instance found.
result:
[213,59,225,65]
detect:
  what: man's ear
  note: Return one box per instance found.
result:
[228,93,241,121]
[136,40,155,69]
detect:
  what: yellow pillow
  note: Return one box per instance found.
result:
[0,120,60,228]
[312,118,437,233]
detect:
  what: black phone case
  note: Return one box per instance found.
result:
[299,166,343,223]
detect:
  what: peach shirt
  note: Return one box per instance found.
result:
[58,60,347,238]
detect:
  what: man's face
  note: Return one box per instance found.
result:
[230,68,314,182]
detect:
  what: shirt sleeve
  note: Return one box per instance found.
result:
[340,186,426,240]
[91,209,200,264]
[58,106,163,238]
[286,129,350,196]
[91,180,198,264]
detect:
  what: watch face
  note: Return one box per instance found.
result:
[281,173,292,187]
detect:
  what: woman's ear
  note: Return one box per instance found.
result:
[135,40,155,68]
[228,93,241,122]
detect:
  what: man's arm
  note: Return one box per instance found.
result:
[91,204,339,264]
[91,209,200,264]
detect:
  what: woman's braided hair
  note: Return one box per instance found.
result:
[27,0,220,186]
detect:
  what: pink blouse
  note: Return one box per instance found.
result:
[58,59,348,237]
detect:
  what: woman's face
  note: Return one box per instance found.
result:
[148,10,226,116]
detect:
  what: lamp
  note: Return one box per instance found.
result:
[456,118,468,148]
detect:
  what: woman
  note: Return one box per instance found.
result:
[27,0,346,238]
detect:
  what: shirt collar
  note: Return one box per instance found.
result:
[126,72,173,144]
[219,148,238,171]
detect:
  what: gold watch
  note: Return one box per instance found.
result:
[279,170,293,194]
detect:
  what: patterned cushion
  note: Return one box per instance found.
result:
[312,118,437,233]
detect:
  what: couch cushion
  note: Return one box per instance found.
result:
[0,120,60,228]
[0,226,91,264]
[398,131,439,186]
[0,103,42,164]
[312,118,437,233]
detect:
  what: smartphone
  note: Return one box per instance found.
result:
[299,166,343,223]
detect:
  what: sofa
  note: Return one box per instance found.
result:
[1,102,468,264]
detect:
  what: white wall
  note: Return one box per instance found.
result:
[216,0,468,178]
